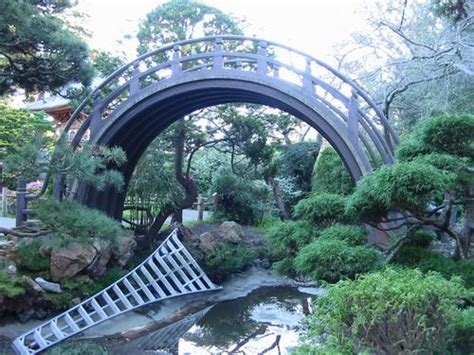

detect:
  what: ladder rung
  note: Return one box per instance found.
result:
[77,305,94,326]
[91,299,107,320]
[33,329,48,348]
[140,266,167,298]
[64,313,80,332]
[113,285,133,308]
[131,272,155,302]
[153,255,187,293]
[50,320,65,340]
[123,278,144,305]
[102,291,121,314]
[147,259,178,296]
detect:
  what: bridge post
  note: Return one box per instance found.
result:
[171,45,181,75]
[348,90,360,143]
[129,61,141,94]
[257,41,268,75]
[213,37,223,69]
[15,179,27,227]
[303,58,313,92]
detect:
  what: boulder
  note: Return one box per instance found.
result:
[87,240,113,280]
[35,277,62,293]
[218,221,244,243]
[199,232,218,251]
[111,232,137,267]
[50,243,97,281]
[23,276,43,293]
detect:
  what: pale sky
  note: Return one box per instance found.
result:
[76,0,369,62]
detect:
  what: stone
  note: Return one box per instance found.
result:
[35,277,62,293]
[87,240,113,280]
[50,243,97,281]
[199,232,217,251]
[38,244,52,258]
[71,297,81,306]
[111,232,137,267]
[6,261,17,276]
[218,221,244,243]
[35,308,48,320]
[17,309,34,323]
[23,276,43,293]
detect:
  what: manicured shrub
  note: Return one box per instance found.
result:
[301,267,466,353]
[293,193,348,226]
[393,246,474,288]
[265,221,318,276]
[36,198,123,246]
[318,224,367,246]
[203,242,255,283]
[211,170,270,225]
[294,239,380,282]
[312,147,354,196]
[17,239,51,272]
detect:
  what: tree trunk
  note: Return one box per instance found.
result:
[269,176,290,220]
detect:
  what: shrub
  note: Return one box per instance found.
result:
[265,221,318,276]
[211,170,270,225]
[293,193,348,226]
[318,224,367,246]
[17,239,51,272]
[301,267,466,353]
[448,307,474,353]
[36,198,123,246]
[294,239,380,282]
[393,246,474,288]
[312,147,354,195]
[0,271,26,298]
[203,242,255,283]
[405,228,436,248]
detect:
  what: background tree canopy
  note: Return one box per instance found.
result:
[0,0,93,95]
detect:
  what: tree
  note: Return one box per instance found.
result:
[336,0,473,130]
[0,0,93,95]
[347,114,474,259]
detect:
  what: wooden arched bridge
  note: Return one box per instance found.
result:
[17,35,398,223]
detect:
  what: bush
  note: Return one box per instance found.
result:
[312,147,354,195]
[36,198,123,246]
[0,271,26,298]
[393,246,474,288]
[203,242,255,283]
[448,307,474,353]
[301,267,466,353]
[17,239,51,272]
[265,221,318,276]
[294,239,380,282]
[293,193,348,226]
[405,228,436,248]
[211,170,270,225]
[318,224,367,246]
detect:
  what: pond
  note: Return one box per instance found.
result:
[105,285,319,354]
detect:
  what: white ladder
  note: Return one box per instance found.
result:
[12,229,221,354]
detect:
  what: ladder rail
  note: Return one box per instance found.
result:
[12,229,221,354]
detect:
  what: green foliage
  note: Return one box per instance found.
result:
[0,271,26,298]
[312,147,354,195]
[396,114,474,161]
[265,221,318,276]
[405,228,436,248]
[302,267,466,353]
[279,142,322,192]
[0,0,93,95]
[17,240,51,272]
[293,193,348,226]
[46,342,108,355]
[43,292,74,309]
[203,242,255,283]
[393,246,474,288]
[211,169,270,225]
[62,267,126,298]
[448,307,474,353]
[91,50,125,78]
[294,239,379,282]
[36,198,124,246]
[347,161,448,223]
[318,224,367,246]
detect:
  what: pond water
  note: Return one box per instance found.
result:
[106,285,318,354]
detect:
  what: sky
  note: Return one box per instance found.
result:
[75,0,370,62]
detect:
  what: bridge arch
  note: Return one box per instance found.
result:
[65,36,398,219]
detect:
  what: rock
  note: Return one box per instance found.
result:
[38,244,52,258]
[50,243,97,281]
[111,232,137,267]
[6,261,17,276]
[35,308,48,320]
[199,232,217,251]
[172,223,196,242]
[23,276,43,293]
[35,277,62,293]
[17,309,34,323]
[218,221,244,243]
[87,240,113,280]
[71,297,81,306]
